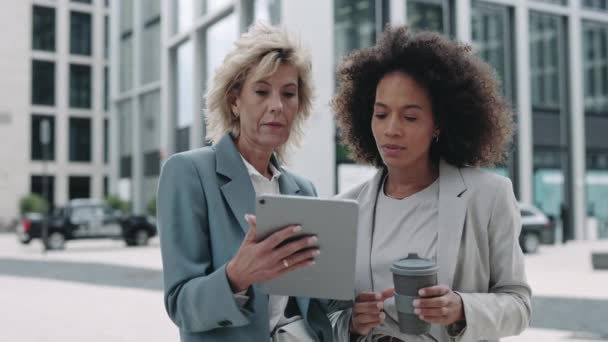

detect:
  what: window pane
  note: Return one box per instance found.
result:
[533,0,567,5]
[207,0,230,14]
[103,176,109,197]
[141,20,161,84]
[334,0,376,67]
[104,118,109,164]
[176,0,193,33]
[32,60,55,106]
[407,0,445,33]
[69,117,92,162]
[255,0,281,24]
[120,36,133,91]
[69,176,91,200]
[31,115,55,161]
[141,91,160,176]
[70,64,92,108]
[583,22,608,114]
[142,0,161,23]
[70,11,92,55]
[118,101,132,178]
[104,67,109,111]
[472,2,511,100]
[121,0,133,33]
[31,175,55,210]
[33,6,55,51]
[529,12,563,110]
[583,0,608,10]
[175,40,193,152]
[104,16,109,59]
[206,14,237,90]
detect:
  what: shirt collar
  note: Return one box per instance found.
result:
[240,154,282,181]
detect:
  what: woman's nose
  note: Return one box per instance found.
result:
[269,93,283,114]
[384,116,402,136]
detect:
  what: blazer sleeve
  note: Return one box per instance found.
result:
[455,177,532,341]
[157,153,255,333]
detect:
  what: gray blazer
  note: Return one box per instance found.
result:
[331,160,532,342]
[157,133,332,342]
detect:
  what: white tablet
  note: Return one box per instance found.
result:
[255,194,359,300]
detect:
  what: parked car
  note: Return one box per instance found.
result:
[519,203,555,254]
[17,199,157,250]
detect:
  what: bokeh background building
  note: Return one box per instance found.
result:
[0,0,111,228]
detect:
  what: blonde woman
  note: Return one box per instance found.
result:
[157,23,331,342]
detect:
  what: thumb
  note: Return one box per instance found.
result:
[244,214,257,242]
[381,288,395,299]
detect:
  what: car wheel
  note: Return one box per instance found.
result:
[522,233,540,254]
[46,232,66,250]
[18,234,32,244]
[132,229,149,246]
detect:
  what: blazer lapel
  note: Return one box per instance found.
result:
[355,169,385,292]
[437,160,469,288]
[215,134,256,234]
[276,159,301,196]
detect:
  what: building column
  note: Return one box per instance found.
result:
[568,1,587,239]
[160,0,174,160]
[455,0,472,43]
[131,0,143,214]
[109,0,120,198]
[281,0,335,196]
[514,1,533,204]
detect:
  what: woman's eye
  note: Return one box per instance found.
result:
[283,92,296,98]
[405,116,417,122]
[255,90,269,96]
[374,113,387,118]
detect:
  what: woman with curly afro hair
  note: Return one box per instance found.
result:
[329,26,531,342]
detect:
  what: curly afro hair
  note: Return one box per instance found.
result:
[332,25,514,168]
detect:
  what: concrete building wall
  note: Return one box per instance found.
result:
[0,0,30,227]
[0,0,110,227]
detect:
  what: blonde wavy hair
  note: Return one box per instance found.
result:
[205,22,313,158]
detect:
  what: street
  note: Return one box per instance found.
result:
[1,234,607,341]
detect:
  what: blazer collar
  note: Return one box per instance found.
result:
[437,159,469,287]
[214,133,300,234]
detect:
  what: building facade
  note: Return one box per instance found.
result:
[0,0,111,227]
[111,0,608,241]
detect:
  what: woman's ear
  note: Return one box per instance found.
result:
[228,87,240,116]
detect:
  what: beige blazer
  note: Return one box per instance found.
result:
[330,160,532,342]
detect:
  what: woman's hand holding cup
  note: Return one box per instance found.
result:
[413,285,465,325]
[350,288,395,336]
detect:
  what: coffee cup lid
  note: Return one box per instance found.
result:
[390,253,438,276]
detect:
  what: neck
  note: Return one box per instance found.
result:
[385,159,438,199]
[236,135,273,179]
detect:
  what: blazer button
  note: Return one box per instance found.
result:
[218,320,232,327]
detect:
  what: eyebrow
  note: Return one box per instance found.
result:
[374,102,424,111]
[253,80,298,88]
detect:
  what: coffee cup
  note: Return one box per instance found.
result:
[390,253,438,335]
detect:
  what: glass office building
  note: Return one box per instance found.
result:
[111,0,608,240]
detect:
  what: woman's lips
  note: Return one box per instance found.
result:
[381,144,405,157]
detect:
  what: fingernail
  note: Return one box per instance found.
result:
[376,302,383,309]
[308,236,318,244]
[419,289,425,296]
[309,260,316,266]
[414,308,421,315]
[293,226,303,233]
[244,214,252,220]
[379,313,385,320]
[419,315,424,320]
[312,250,320,256]
[375,293,381,300]
[413,299,420,307]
